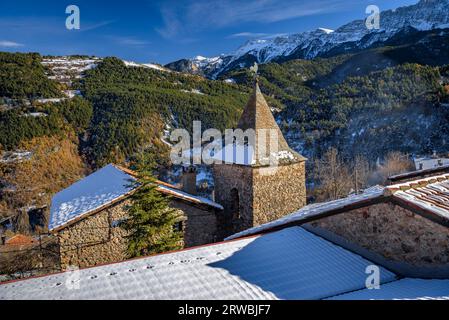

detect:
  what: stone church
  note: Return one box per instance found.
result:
[48,81,308,269]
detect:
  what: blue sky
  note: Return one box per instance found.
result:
[0,0,419,64]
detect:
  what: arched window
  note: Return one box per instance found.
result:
[230,188,240,220]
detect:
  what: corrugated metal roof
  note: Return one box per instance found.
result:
[328,278,449,300]
[0,227,396,300]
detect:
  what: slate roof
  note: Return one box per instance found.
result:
[228,174,449,240]
[0,226,398,300]
[236,81,306,166]
[49,164,222,232]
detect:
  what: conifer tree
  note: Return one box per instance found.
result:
[122,154,183,258]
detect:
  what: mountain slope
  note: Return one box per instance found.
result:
[166,0,449,78]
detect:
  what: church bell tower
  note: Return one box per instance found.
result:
[213,79,307,237]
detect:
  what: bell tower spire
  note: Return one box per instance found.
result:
[213,75,307,237]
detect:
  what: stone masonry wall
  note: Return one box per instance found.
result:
[58,198,219,270]
[252,162,306,226]
[312,202,449,266]
[58,199,131,270]
[213,164,254,237]
[170,200,218,247]
[213,161,306,236]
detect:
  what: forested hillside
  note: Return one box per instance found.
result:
[0,52,62,99]
[80,57,252,167]
[223,50,449,162]
[1,47,448,232]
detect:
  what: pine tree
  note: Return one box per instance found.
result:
[122,154,183,258]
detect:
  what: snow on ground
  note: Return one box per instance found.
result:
[180,89,205,95]
[0,151,33,163]
[123,60,170,72]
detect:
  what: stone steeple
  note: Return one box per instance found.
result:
[236,80,306,166]
[213,79,307,237]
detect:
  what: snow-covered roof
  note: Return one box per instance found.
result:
[227,186,386,240]
[386,173,449,221]
[49,164,136,231]
[414,157,449,171]
[228,173,449,240]
[49,164,222,231]
[0,226,398,300]
[329,278,449,300]
[156,185,223,210]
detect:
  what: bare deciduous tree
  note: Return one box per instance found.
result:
[314,148,353,201]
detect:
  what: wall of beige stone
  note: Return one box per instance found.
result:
[312,202,449,266]
[58,198,219,270]
[252,162,306,226]
[58,199,131,270]
[170,200,218,247]
[213,164,254,236]
[213,161,306,236]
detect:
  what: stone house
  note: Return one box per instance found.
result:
[5,174,449,300]
[49,164,223,269]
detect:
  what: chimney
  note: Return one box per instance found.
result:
[182,165,197,195]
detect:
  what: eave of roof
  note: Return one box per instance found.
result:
[388,165,449,183]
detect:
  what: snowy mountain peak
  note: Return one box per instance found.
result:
[318,28,334,34]
[165,0,449,78]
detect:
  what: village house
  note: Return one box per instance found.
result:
[49,164,223,269]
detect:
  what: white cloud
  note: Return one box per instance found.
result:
[0,40,24,47]
[157,0,356,38]
[227,32,270,38]
[117,37,150,46]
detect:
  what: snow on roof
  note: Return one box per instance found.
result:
[49,164,223,231]
[156,185,223,210]
[387,173,449,221]
[329,278,449,300]
[0,226,397,300]
[414,157,449,171]
[227,186,386,240]
[49,164,136,231]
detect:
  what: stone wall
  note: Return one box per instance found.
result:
[213,161,306,236]
[170,200,218,247]
[58,198,219,270]
[312,202,449,266]
[252,162,306,226]
[58,199,131,270]
[213,164,254,236]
